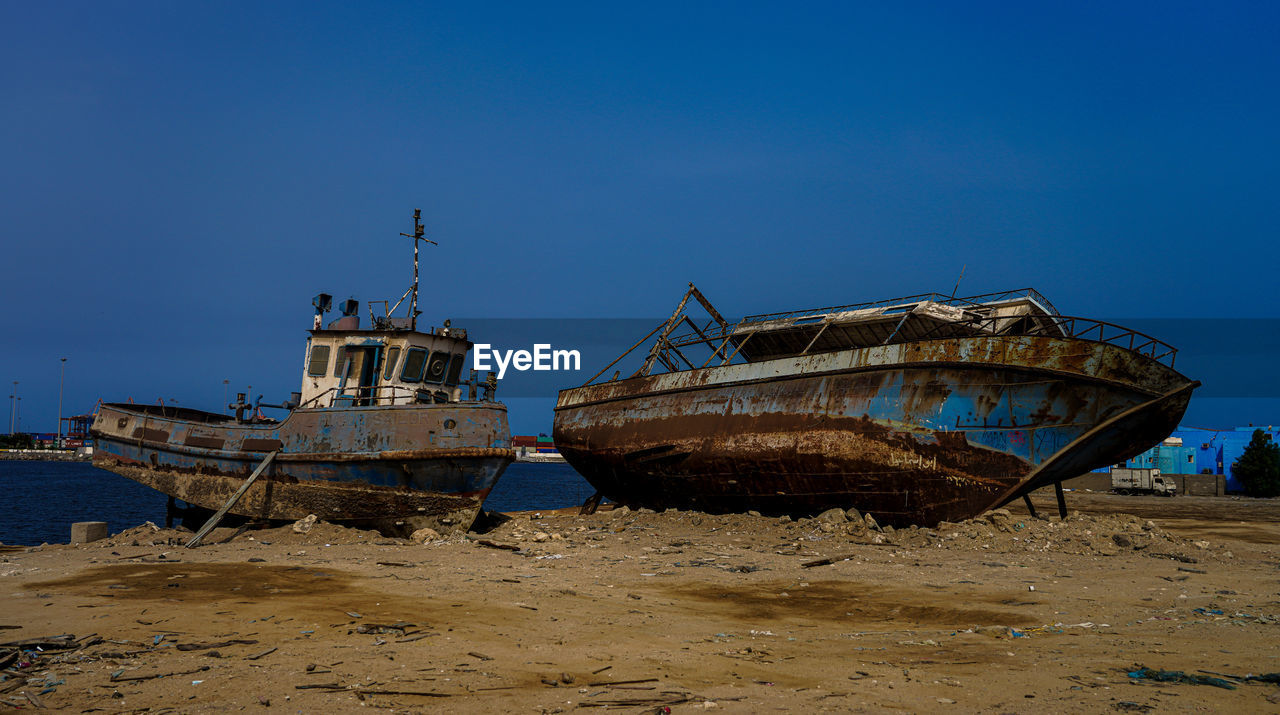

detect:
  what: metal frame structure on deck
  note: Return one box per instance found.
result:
[582,285,1179,386]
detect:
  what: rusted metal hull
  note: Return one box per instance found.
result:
[554,335,1197,527]
[91,402,514,535]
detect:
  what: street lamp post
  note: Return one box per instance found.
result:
[9,381,16,435]
[223,379,229,414]
[58,358,67,449]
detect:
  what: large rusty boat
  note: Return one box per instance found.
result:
[91,211,513,535]
[554,286,1198,527]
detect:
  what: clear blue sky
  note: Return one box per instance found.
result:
[3,1,1277,435]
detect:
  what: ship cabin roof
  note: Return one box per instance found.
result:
[727,288,1062,362]
[300,317,474,408]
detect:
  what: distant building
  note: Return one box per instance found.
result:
[512,434,565,462]
[30,432,59,448]
[1120,425,1277,492]
[61,414,94,448]
[513,434,557,452]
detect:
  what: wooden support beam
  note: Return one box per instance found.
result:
[579,492,604,516]
[185,451,278,548]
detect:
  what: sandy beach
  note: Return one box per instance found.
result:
[3,492,1279,713]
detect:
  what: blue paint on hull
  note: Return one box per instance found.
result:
[91,401,515,524]
[556,336,1197,525]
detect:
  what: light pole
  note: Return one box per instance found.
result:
[223,379,229,413]
[9,381,16,435]
[58,358,67,448]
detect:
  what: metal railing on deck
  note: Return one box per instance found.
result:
[913,314,1179,366]
[579,287,1182,386]
[296,385,455,409]
[738,287,1060,325]
[582,311,1179,387]
[660,288,1063,354]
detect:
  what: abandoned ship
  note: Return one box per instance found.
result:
[554,285,1198,527]
[91,210,514,535]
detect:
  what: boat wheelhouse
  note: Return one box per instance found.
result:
[300,308,475,409]
[91,210,514,536]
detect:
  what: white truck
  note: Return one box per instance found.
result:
[1111,467,1177,496]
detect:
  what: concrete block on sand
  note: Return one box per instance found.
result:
[70,521,108,544]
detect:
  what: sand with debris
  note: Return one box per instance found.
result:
[3,492,1280,713]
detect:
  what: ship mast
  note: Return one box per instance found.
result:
[399,208,437,330]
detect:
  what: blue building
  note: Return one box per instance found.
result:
[1122,425,1278,492]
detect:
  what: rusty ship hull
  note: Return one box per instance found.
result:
[92,402,514,535]
[554,334,1197,527]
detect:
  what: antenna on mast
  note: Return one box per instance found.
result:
[399,208,437,330]
[950,263,966,299]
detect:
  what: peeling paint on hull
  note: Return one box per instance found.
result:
[91,402,514,534]
[554,335,1197,527]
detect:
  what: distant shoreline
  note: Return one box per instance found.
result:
[0,449,90,462]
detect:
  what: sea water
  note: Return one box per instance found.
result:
[0,460,595,546]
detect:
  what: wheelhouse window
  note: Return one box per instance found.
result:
[401,347,428,382]
[382,346,401,380]
[424,351,451,384]
[307,344,331,376]
[446,353,466,385]
[334,347,357,378]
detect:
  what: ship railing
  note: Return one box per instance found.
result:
[912,314,1179,367]
[658,287,1060,357]
[296,384,458,409]
[663,304,1179,364]
[583,312,1178,387]
[582,287,1152,387]
[737,287,1060,325]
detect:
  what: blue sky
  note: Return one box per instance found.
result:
[3,1,1278,435]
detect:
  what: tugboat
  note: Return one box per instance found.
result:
[555,285,1198,527]
[91,210,514,536]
